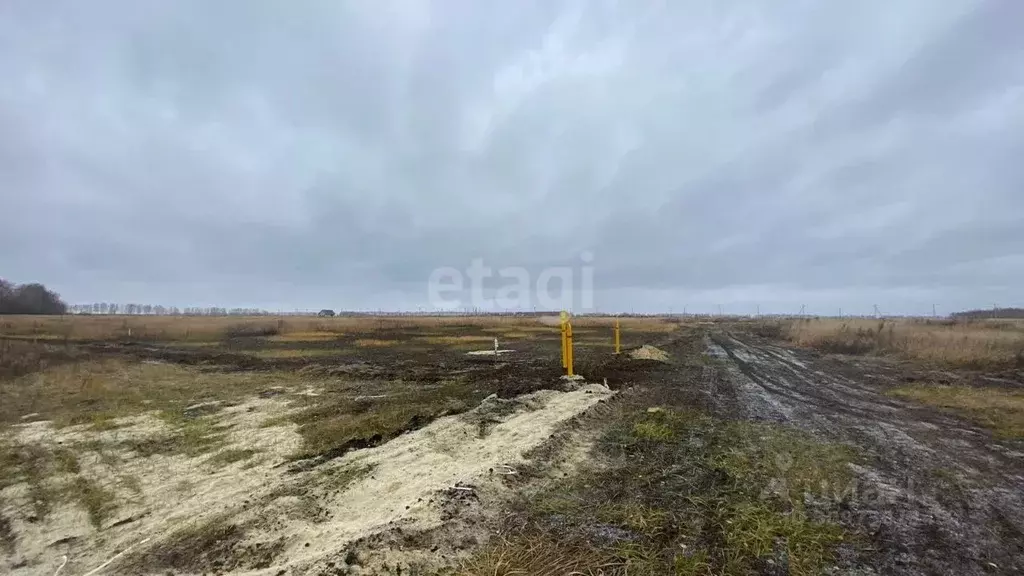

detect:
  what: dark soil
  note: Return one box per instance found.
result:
[124,518,286,574]
[439,326,1023,576]
[79,326,605,400]
[0,510,14,556]
[709,330,1024,575]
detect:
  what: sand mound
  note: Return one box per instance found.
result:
[257,383,614,573]
[3,383,615,576]
[630,344,669,362]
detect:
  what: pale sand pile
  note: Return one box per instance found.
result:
[235,382,614,575]
[629,344,670,362]
[2,383,614,576]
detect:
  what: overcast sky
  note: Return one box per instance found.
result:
[1,0,1022,315]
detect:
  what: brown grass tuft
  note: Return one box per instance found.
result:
[353,338,397,347]
[459,539,619,576]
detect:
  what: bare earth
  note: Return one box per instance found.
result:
[708,331,1024,574]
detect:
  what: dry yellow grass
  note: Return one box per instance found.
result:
[265,331,343,342]
[415,335,496,345]
[0,315,285,341]
[573,317,681,332]
[493,331,535,338]
[889,384,1024,438]
[0,359,303,427]
[784,318,1024,369]
[459,539,618,576]
[0,314,681,342]
[352,338,397,347]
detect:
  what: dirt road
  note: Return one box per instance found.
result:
[708,331,1024,575]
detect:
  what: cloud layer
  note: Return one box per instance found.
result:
[2,0,1022,314]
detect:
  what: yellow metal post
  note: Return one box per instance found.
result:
[560,323,568,368]
[565,321,574,377]
[614,319,621,354]
[560,311,569,369]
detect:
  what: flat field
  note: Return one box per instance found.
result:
[1,314,1022,575]
[0,314,669,575]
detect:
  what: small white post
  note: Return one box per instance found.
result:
[494,337,499,354]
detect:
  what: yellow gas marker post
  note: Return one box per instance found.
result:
[614,319,621,354]
[560,311,574,377]
[560,311,568,369]
[565,320,574,377]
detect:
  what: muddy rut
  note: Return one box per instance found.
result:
[708,331,1024,575]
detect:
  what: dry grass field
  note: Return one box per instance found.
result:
[0,314,676,344]
[782,317,1024,370]
[2,313,1022,575]
[0,313,683,576]
[752,316,1024,443]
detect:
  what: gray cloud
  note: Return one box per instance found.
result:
[1,0,1022,314]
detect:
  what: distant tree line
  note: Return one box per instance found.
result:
[68,303,270,316]
[952,307,1024,320]
[0,279,68,315]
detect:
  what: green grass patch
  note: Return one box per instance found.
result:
[53,447,81,474]
[0,358,311,428]
[121,413,228,458]
[126,515,250,573]
[0,441,119,527]
[206,448,259,467]
[284,379,484,460]
[69,476,117,529]
[467,406,857,576]
[266,463,377,522]
[631,419,675,441]
[888,383,1024,438]
[0,504,13,556]
[0,442,62,520]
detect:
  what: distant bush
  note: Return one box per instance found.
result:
[0,279,67,315]
[953,307,1024,320]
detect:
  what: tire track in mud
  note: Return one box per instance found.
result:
[709,334,913,424]
[708,331,1024,576]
